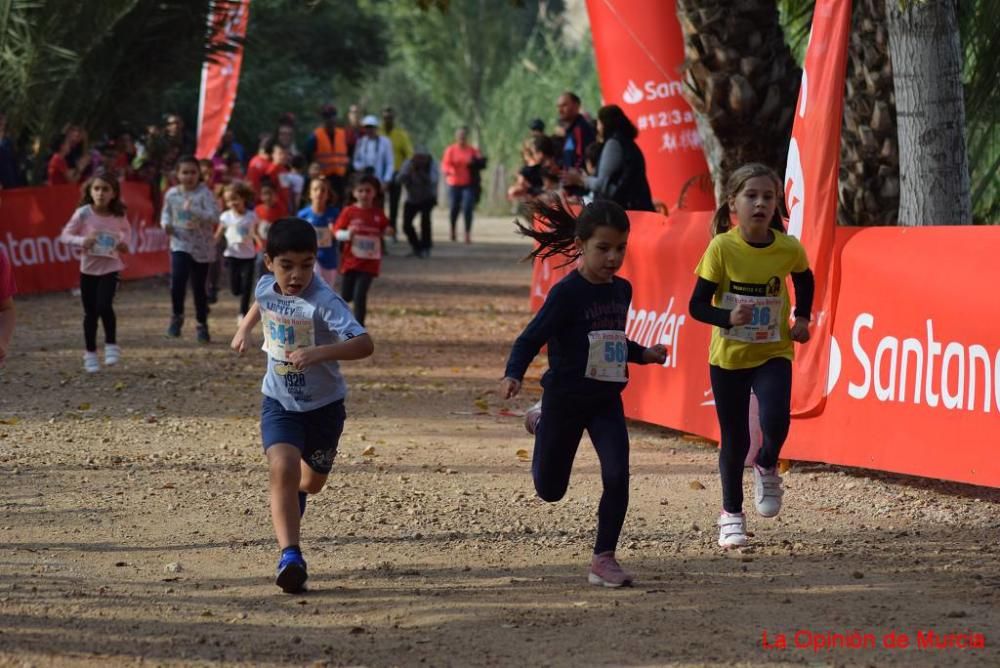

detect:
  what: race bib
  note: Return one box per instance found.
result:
[315,226,333,248]
[720,293,783,343]
[351,234,381,260]
[585,330,628,382]
[261,300,316,362]
[89,231,119,258]
[174,208,196,230]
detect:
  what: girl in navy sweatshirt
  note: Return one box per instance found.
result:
[501,200,666,588]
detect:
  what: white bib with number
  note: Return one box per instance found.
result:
[315,226,333,248]
[585,330,628,382]
[719,292,783,343]
[351,234,381,260]
[89,231,119,258]
[261,297,316,362]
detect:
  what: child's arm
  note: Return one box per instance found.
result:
[214,217,226,243]
[0,297,13,366]
[231,302,261,354]
[287,333,374,370]
[688,277,751,328]
[501,285,567,398]
[159,193,174,235]
[332,210,352,241]
[60,209,95,249]
[789,268,815,343]
[115,218,131,254]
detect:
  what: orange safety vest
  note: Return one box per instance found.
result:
[313,126,349,177]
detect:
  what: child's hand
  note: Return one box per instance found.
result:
[164,224,174,236]
[385,227,396,238]
[82,234,97,250]
[287,347,323,370]
[790,317,810,343]
[729,304,753,326]
[643,344,667,364]
[500,377,521,400]
[230,328,249,355]
[115,241,129,253]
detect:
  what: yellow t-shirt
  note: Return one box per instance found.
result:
[694,227,809,370]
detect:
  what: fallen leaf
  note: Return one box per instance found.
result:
[0,417,19,425]
[778,459,792,474]
[473,398,489,411]
[362,445,376,457]
[114,382,126,391]
[688,480,706,490]
[515,448,531,462]
[78,403,91,411]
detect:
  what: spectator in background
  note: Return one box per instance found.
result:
[219,128,246,165]
[275,113,299,158]
[508,135,556,205]
[529,118,546,140]
[47,132,90,185]
[345,104,364,159]
[398,146,439,258]
[247,134,273,196]
[0,113,24,188]
[163,113,194,156]
[304,104,350,202]
[441,126,483,244]
[352,115,394,193]
[380,107,413,240]
[555,91,596,172]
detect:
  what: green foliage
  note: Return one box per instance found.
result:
[959,0,999,223]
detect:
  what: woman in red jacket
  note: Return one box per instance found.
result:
[441,127,484,244]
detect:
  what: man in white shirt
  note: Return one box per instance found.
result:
[352,115,394,189]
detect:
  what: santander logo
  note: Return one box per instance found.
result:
[622,79,685,105]
[622,80,644,105]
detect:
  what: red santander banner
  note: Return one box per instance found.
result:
[196,0,251,159]
[0,183,167,294]
[585,0,714,211]
[783,0,853,416]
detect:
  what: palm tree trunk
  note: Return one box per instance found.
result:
[885,0,971,226]
[838,0,899,226]
[676,0,802,200]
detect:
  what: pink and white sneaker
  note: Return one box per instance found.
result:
[524,400,542,435]
[588,551,633,587]
[718,511,748,548]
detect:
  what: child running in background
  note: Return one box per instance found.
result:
[161,156,220,343]
[687,163,813,549]
[59,171,132,372]
[297,178,340,289]
[215,181,259,322]
[0,242,17,368]
[332,174,393,326]
[254,178,285,280]
[501,200,666,588]
[231,218,374,593]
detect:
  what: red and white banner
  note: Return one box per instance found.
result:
[196,0,251,160]
[585,0,715,211]
[783,0,853,416]
[0,183,167,294]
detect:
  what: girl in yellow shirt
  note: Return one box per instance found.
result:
[689,163,814,549]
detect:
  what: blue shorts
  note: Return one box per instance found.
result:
[261,396,346,474]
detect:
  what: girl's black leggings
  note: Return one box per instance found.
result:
[532,391,630,555]
[227,257,256,315]
[80,272,119,352]
[710,357,792,514]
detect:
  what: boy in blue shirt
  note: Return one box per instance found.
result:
[231,218,374,593]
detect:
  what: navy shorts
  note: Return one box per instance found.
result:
[261,396,346,474]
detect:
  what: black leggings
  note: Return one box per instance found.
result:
[170,250,209,324]
[402,200,434,253]
[710,357,792,514]
[341,270,374,326]
[227,257,255,315]
[533,392,630,555]
[80,272,118,352]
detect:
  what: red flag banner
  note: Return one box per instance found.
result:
[783,0,852,416]
[196,0,251,160]
[585,0,715,211]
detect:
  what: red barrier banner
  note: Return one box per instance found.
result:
[784,0,852,416]
[0,183,167,295]
[585,0,715,211]
[196,0,251,160]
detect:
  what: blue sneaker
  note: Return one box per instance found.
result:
[275,549,308,593]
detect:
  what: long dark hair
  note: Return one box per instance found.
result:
[597,104,638,141]
[514,199,629,262]
[79,170,126,217]
[710,163,786,236]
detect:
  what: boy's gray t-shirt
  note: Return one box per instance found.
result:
[255,274,366,412]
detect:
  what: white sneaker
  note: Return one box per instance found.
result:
[104,344,121,366]
[83,352,100,373]
[753,465,784,517]
[524,400,542,435]
[718,511,748,548]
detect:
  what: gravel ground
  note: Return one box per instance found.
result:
[0,213,997,667]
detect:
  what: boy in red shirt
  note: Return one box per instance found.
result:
[332,175,393,325]
[254,179,286,279]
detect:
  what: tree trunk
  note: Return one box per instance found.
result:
[676,0,801,201]
[885,0,971,226]
[838,0,899,226]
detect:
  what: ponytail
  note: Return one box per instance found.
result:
[709,201,732,237]
[514,199,630,264]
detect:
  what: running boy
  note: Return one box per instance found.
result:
[231,218,374,593]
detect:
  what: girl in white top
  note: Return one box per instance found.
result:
[60,171,131,372]
[215,181,259,320]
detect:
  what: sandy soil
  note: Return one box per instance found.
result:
[0,213,998,668]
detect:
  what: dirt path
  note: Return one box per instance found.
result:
[1,213,998,667]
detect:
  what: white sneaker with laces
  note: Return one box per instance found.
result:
[754,464,784,517]
[83,352,100,373]
[104,344,121,366]
[718,511,747,548]
[523,400,542,435]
